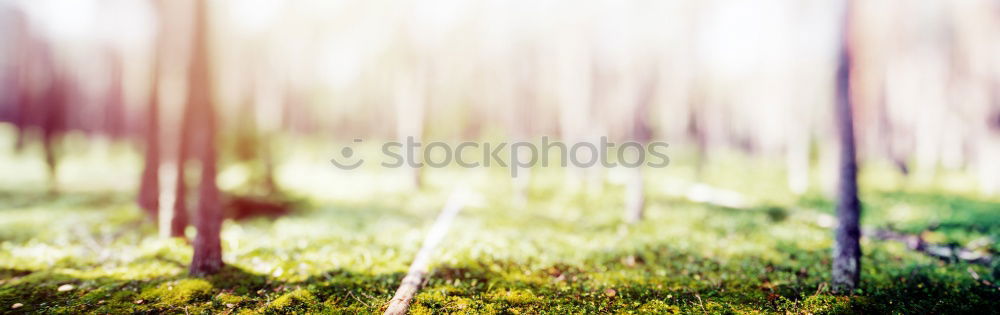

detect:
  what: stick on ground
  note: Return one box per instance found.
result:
[384,189,469,315]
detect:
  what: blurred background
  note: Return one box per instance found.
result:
[1,0,998,197]
[1,0,1000,313]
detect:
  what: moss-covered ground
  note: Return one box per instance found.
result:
[0,135,998,314]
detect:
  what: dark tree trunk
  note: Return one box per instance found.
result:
[191,128,223,275]
[832,0,862,293]
[188,0,223,276]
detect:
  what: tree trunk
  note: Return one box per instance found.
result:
[105,52,127,139]
[171,71,195,237]
[42,69,66,196]
[137,85,160,219]
[624,167,644,224]
[187,0,223,276]
[138,12,162,220]
[170,156,190,237]
[832,0,862,293]
[191,133,223,275]
[625,72,656,224]
[12,13,29,153]
[394,71,425,190]
[42,130,59,195]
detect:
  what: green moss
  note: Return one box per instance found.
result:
[703,301,737,315]
[266,289,317,313]
[487,289,541,305]
[799,295,852,314]
[235,308,264,315]
[143,279,214,305]
[637,300,680,314]
[408,303,435,315]
[216,292,248,307]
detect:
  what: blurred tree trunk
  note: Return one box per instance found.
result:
[187,0,223,276]
[11,12,29,153]
[138,0,163,221]
[171,83,193,237]
[41,52,66,196]
[832,0,862,293]
[625,72,656,224]
[104,51,126,139]
[394,69,425,190]
[15,37,65,195]
[236,71,280,195]
[507,55,536,207]
[687,96,708,180]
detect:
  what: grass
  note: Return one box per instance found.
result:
[0,132,998,314]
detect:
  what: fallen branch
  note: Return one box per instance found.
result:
[802,210,995,267]
[866,228,994,265]
[658,179,751,209]
[966,266,1000,290]
[384,189,470,315]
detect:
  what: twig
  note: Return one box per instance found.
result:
[967,266,981,281]
[384,189,470,315]
[348,291,370,308]
[866,228,993,265]
[967,266,1000,290]
[813,282,827,296]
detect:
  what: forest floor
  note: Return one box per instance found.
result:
[0,138,999,314]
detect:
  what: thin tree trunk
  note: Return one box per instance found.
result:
[625,72,656,224]
[170,157,190,237]
[42,130,58,195]
[832,0,862,293]
[624,167,645,224]
[138,11,162,220]
[138,86,161,219]
[394,71,425,190]
[171,81,194,237]
[689,108,708,180]
[12,14,30,153]
[261,138,278,194]
[105,52,127,139]
[42,70,66,196]
[187,0,223,276]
